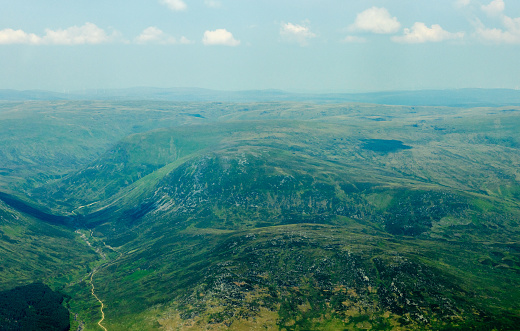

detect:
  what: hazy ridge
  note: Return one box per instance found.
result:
[2,87,520,107]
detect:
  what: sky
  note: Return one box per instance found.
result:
[1,0,520,92]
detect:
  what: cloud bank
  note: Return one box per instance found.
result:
[0,23,113,45]
[2,2,520,47]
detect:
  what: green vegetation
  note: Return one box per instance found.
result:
[0,100,519,330]
[0,200,98,291]
[0,283,69,331]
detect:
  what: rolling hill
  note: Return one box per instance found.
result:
[0,99,519,330]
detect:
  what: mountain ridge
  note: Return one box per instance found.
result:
[2,87,520,107]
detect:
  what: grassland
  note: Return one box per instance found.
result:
[0,100,519,330]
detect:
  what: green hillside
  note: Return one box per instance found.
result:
[64,139,520,329]
[0,101,519,330]
[0,200,97,291]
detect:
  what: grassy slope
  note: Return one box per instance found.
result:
[0,100,224,193]
[1,102,520,330]
[57,115,520,329]
[0,200,98,291]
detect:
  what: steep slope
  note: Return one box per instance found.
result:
[49,120,520,329]
[65,147,520,330]
[0,200,97,291]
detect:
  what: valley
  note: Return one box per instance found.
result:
[1,99,519,330]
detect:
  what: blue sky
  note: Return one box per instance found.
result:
[1,0,519,92]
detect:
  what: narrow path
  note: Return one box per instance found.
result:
[75,229,123,331]
[90,269,108,331]
[71,201,99,215]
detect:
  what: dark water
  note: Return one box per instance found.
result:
[362,139,412,153]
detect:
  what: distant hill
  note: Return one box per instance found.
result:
[0,89,68,101]
[2,87,520,106]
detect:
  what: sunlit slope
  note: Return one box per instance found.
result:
[36,111,520,228]
[106,146,520,239]
[85,224,520,330]
[45,119,520,329]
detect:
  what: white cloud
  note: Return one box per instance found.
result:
[135,27,176,44]
[204,0,221,8]
[0,23,113,45]
[475,26,520,43]
[280,22,316,46]
[481,0,505,16]
[43,23,112,45]
[350,7,401,34]
[474,11,520,44]
[342,35,366,43]
[392,22,465,43]
[160,0,187,11]
[202,29,240,46]
[0,28,42,44]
